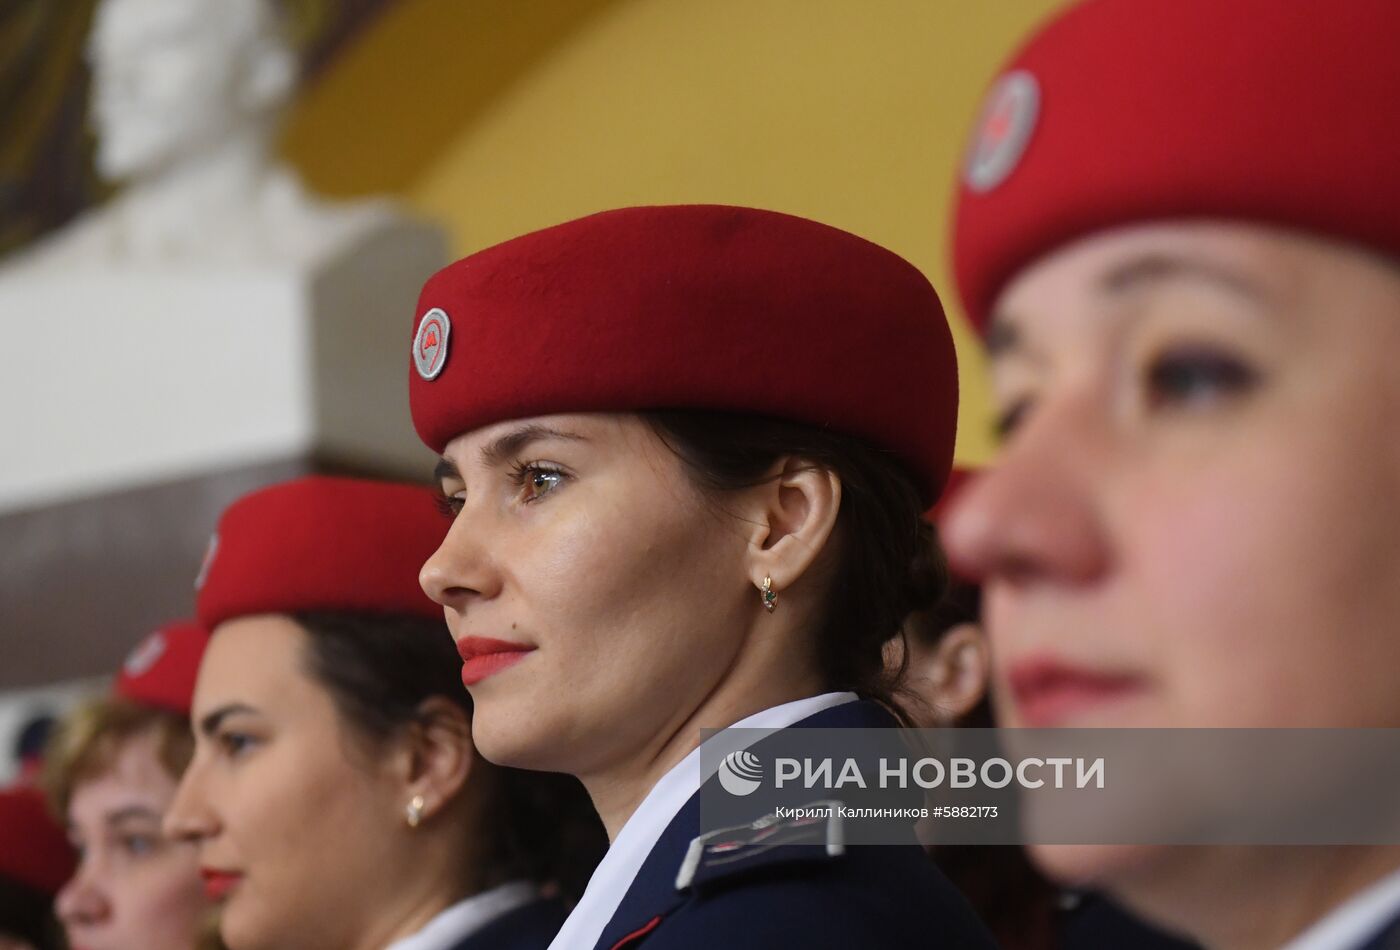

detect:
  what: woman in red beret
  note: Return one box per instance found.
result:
[43,621,219,950]
[943,0,1400,948]
[164,476,604,950]
[410,204,996,949]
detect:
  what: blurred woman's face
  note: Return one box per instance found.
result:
[168,617,407,950]
[945,221,1400,734]
[943,219,1400,928]
[420,413,755,777]
[56,730,209,950]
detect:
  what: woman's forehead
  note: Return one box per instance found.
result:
[72,737,178,815]
[440,413,634,465]
[195,616,311,711]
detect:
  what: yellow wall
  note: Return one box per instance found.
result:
[284,0,1070,464]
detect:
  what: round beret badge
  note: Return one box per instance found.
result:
[194,532,218,591]
[965,70,1040,193]
[122,631,167,678]
[414,308,451,381]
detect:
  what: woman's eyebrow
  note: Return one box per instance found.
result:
[479,424,586,468]
[985,315,1022,358]
[198,702,259,737]
[104,805,162,827]
[1099,251,1276,307]
[433,457,460,485]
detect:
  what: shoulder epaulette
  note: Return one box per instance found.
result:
[675,799,845,892]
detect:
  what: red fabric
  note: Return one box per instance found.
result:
[953,0,1400,330]
[409,204,959,503]
[0,785,75,895]
[196,477,448,630]
[112,620,210,716]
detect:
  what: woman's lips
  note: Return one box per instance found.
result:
[1006,657,1147,727]
[199,868,243,901]
[456,636,535,687]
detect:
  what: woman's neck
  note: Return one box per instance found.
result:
[1121,845,1400,950]
[582,658,829,841]
[343,840,484,950]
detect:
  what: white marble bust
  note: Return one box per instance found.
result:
[12,0,398,270]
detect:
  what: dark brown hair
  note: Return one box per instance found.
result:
[291,611,605,902]
[642,409,951,710]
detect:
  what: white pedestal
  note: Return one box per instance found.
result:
[0,217,446,514]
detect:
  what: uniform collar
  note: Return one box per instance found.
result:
[1278,864,1400,950]
[546,692,859,950]
[384,881,539,950]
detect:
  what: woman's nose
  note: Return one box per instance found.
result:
[162,759,218,845]
[55,859,113,929]
[943,397,1112,589]
[419,509,502,612]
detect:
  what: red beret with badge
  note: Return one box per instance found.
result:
[0,784,75,895]
[408,204,960,504]
[195,476,448,630]
[952,0,1400,330]
[112,619,211,716]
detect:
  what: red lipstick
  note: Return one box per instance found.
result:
[456,636,535,687]
[200,868,242,901]
[1006,657,1146,727]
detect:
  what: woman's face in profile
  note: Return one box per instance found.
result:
[421,412,758,776]
[56,730,209,950]
[946,221,1400,734]
[168,617,408,950]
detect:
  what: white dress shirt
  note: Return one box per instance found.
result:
[545,691,860,950]
[1279,865,1400,950]
[385,881,540,950]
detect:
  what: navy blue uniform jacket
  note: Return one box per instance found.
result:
[593,700,999,949]
[1358,912,1400,950]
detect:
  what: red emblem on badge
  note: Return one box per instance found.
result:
[414,308,451,380]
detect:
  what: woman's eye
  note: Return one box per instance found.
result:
[121,834,159,857]
[1145,346,1258,409]
[218,731,257,758]
[994,397,1033,440]
[435,493,464,519]
[517,466,566,503]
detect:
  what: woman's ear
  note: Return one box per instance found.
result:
[906,622,990,724]
[398,696,475,825]
[743,457,842,596]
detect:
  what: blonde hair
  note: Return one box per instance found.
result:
[42,696,193,816]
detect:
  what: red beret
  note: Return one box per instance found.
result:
[409,204,959,503]
[112,620,210,716]
[196,477,448,630]
[953,0,1400,330]
[0,785,75,896]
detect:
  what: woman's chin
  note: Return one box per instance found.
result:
[471,704,564,772]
